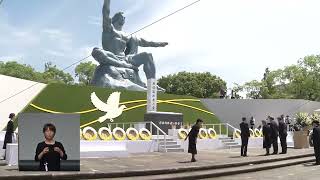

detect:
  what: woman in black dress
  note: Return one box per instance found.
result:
[262,120,272,156]
[185,119,203,162]
[3,113,15,159]
[35,123,67,171]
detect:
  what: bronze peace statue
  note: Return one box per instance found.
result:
[91,0,168,91]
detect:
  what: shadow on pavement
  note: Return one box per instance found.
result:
[303,162,319,167]
[177,161,192,164]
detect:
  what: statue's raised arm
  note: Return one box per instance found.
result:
[102,0,113,32]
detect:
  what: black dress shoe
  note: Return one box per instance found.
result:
[280,152,287,154]
[272,152,278,155]
[191,159,197,162]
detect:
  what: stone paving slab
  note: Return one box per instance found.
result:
[207,162,320,180]
[0,148,314,178]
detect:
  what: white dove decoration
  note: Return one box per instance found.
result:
[90,92,126,123]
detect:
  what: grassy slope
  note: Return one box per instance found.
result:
[21,83,220,130]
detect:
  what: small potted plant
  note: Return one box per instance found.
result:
[293,112,311,149]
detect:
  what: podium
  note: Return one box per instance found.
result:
[144,112,183,134]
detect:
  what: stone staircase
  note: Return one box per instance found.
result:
[158,138,184,152]
[219,137,241,149]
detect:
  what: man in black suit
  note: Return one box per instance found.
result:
[312,121,320,165]
[240,117,250,157]
[278,117,288,154]
[262,120,272,156]
[270,117,279,154]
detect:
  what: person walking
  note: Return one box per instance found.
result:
[311,121,320,165]
[2,113,15,160]
[270,117,279,154]
[278,117,288,154]
[262,120,272,156]
[185,119,203,162]
[240,117,250,157]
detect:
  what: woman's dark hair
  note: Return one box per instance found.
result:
[196,119,203,123]
[9,113,15,119]
[43,123,56,134]
[312,121,320,126]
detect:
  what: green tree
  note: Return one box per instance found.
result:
[158,71,226,98]
[75,61,97,85]
[0,61,43,81]
[241,54,320,101]
[42,62,74,84]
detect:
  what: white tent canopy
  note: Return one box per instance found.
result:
[0,75,46,130]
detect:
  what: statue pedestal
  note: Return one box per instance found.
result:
[144,112,183,134]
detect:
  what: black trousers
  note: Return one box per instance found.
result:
[272,137,278,154]
[314,145,320,164]
[241,137,249,156]
[280,135,287,153]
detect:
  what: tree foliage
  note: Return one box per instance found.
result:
[158,71,226,98]
[241,55,320,101]
[0,61,74,84]
[42,62,74,84]
[75,61,97,85]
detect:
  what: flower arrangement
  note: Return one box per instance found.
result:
[293,112,320,131]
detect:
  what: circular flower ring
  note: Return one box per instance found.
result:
[113,127,127,141]
[233,129,241,138]
[139,128,152,140]
[207,128,217,139]
[126,127,139,141]
[254,128,262,137]
[98,127,113,141]
[178,128,188,139]
[82,127,98,141]
[249,129,255,137]
[80,129,83,140]
[198,128,208,139]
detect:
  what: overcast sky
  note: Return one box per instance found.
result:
[1,0,320,89]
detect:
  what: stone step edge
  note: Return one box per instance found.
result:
[1,153,314,180]
[122,157,315,180]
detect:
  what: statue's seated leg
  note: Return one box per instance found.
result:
[91,65,147,91]
[91,48,148,91]
[130,52,155,79]
[92,47,121,65]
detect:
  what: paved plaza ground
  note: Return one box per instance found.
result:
[0,148,315,179]
[206,163,320,180]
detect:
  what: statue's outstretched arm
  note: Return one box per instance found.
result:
[138,38,168,47]
[102,0,113,32]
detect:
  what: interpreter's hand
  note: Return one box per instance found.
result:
[42,147,49,154]
[54,147,64,157]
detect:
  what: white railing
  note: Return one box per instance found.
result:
[201,123,238,138]
[104,121,168,152]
